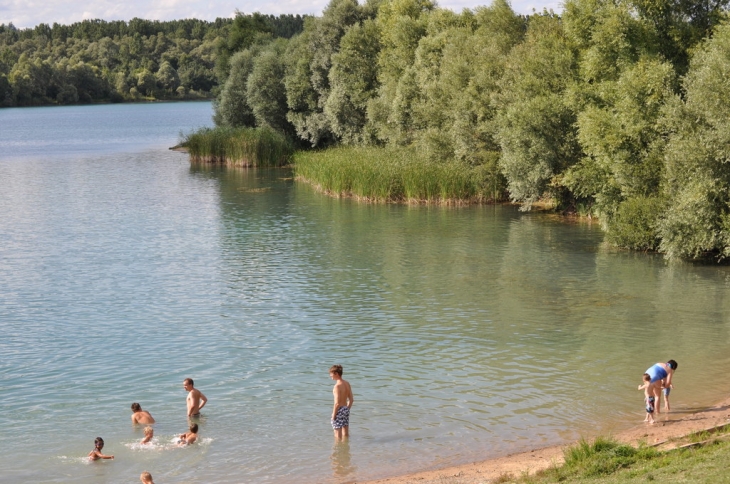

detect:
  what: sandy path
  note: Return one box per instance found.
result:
[364,396,730,484]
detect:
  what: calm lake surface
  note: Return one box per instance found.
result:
[1,102,730,484]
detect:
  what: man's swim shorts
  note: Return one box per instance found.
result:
[331,406,350,429]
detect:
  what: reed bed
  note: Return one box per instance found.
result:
[293,146,506,204]
[183,126,294,167]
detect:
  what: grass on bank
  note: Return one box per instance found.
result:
[182,126,294,167]
[293,146,506,204]
[440,432,730,484]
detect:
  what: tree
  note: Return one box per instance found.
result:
[325,19,381,144]
[495,13,580,209]
[246,40,292,135]
[216,47,261,127]
[155,60,180,91]
[659,21,730,260]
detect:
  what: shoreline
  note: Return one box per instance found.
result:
[364,395,730,484]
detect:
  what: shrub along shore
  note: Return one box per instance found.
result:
[181,128,506,203]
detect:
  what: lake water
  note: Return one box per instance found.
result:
[1,102,730,484]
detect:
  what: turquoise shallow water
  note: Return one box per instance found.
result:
[1,102,730,483]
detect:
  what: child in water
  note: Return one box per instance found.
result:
[141,426,154,444]
[88,437,114,460]
[179,423,199,445]
[140,471,155,484]
[638,373,656,424]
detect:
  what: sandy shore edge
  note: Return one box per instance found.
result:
[364,396,730,484]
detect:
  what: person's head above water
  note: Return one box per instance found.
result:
[190,423,199,434]
[131,402,142,412]
[329,365,343,376]
[144,426,153,436]
[183,378,194,388]
[94,437,104,450]
[667,360,678,370]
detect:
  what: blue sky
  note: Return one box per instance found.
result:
[1,0,561,30]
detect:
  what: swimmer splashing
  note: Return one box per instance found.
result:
[88,437,114,461]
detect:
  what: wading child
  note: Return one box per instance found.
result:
[141,426,154,444]
[638,373,656,424]
[88,437,114,460]
[179,423,198,445]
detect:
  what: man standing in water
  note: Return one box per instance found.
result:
[330,365,354,441]
[183,378,207,417]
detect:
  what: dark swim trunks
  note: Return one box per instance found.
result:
[331,406,350,429]
[646,396,655,413]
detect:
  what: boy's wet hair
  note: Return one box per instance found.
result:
[667,360,678,370]
[131,402,141,412]
[94,437,104,449]
[141,471,153,481]
[329,364,343,376]
[643,373,651,381]
[144,426,153,435]
[190,423,199,433]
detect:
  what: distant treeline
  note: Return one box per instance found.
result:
[0,13,305,106]
[211,0,730,261]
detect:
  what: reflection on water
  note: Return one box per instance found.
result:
[331,440,356,483]
[2,117,730,483]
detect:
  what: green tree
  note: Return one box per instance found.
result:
[216,47,261,127]
[495,13,580,209]
[246,40,292,135]
[325,19,381,144]
[368,0,435,144]
[659,21,730,260]
[155,60,180,91]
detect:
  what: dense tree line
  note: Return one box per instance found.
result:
[215,0,730,260]
[0,13,305,106]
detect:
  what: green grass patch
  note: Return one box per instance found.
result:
[293,146,506,204]
[485,436,730,484]
[182,126,294,167]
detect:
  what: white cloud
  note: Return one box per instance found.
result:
[1,0,562,29]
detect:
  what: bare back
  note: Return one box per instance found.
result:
[132,411,155,424]
[333,379,353,409]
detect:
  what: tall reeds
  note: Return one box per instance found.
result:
[294,146,506,204]
[183,126,294,167]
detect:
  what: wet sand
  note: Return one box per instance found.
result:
[365,396,730,484]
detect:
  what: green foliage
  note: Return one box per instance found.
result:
[553,437,659,479]
[659,20,730,261]
[183,126,294,167]
[0,15,304,107]
[495,13,580,209]
[216,47,262,127]
[246,40,292,136]
[294,146,505,203]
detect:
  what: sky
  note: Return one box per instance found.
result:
[1,0,562,30]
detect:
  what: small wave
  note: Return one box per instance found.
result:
[56,455,96,465]
[127,439,164,451]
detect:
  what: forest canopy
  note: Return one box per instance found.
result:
[0,13,305,106]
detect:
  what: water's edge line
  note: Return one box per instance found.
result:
[364,395,730,484]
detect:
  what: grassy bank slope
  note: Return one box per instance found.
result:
[293,146,506,204]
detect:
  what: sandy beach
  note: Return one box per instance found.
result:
[366,396,730,484]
